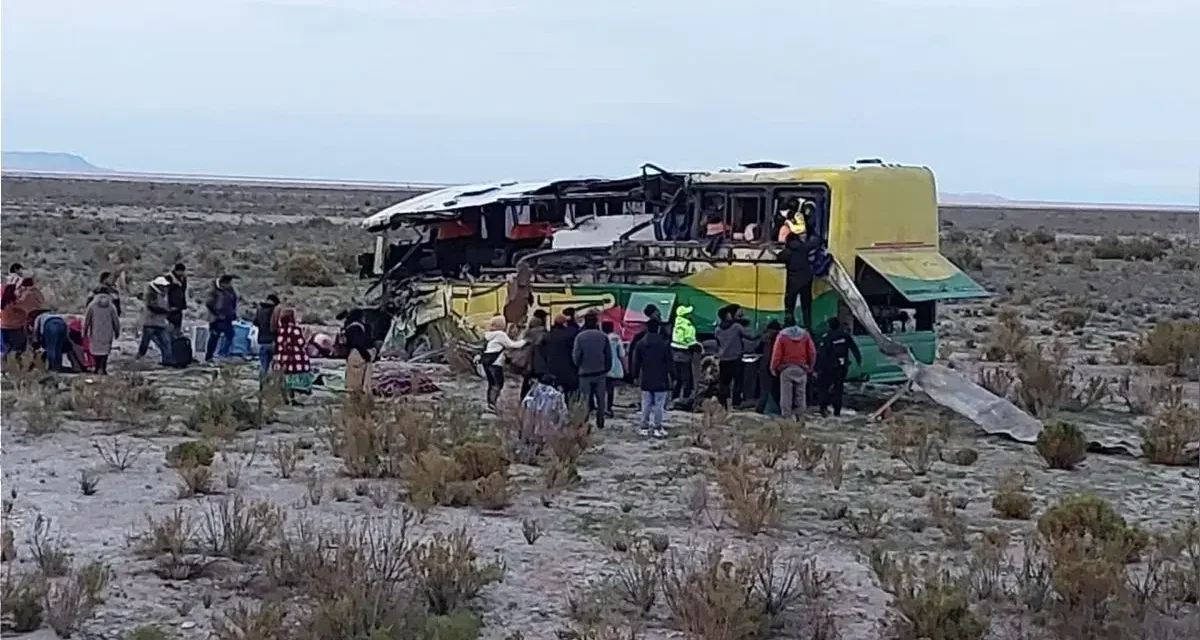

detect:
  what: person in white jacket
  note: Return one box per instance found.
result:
[482,315,526,412]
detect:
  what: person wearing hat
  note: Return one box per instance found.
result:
[137,276,173,365]
[166,263,189,332]
[253,294,281,377]
[204,274,239,363]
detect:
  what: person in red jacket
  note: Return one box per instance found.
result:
[770,318,816,419]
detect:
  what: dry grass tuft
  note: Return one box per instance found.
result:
[1133,320,1200,378]
[870,550,988,640]
[1139,389,1200,466]
[1016,341,1108,416]
[885,414,945,476]
[166,440,216,468]
[984,307,1032,362]
[714,454,781,535]
[28,515,71,577]
[991,470,1034,520]
[1037,493,1148,563]
[411,526,505,616]
[1035,421,1088,470]
[92,436,148,471]
[2,569,47,632]
[199,494,283,561]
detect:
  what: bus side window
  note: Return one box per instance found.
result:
[730,194,766,242]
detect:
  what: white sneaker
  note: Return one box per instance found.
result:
[652,428,668,439]
[638,427,651,437]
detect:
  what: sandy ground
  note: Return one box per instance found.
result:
[2,176,1199,639]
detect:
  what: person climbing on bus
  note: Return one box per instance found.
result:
[770,317,816,420]
[670,305,699,401]
[779,228,817,330]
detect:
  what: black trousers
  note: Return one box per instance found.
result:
[756,366,779,414]
[816,366,848,415]
[671,355,693,400]
[784,276,813,329]
[717,360,744,409]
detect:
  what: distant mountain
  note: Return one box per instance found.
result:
[939,192,1011,205]
[1,151,109,173]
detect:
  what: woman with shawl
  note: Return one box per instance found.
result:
[272,308,313,402]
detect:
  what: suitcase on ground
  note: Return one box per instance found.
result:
[170,335,194,368]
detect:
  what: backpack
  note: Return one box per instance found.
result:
[170,334,194,368]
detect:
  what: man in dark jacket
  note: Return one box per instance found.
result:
[518,310,549,399]
[253,294,279,377]
[815,316,862,417]
[631,318,673,438]
[204,275,238,363]
[544,315,579,397]
[166,263,188,332]
[779,233,817,330]
[714,304,756,409]
[755,320,782,414]
[572,311,612,430]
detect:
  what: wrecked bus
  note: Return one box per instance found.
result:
[361,160,990,383]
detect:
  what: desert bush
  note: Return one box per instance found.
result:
[886,556,988,640]
[1138,390,1200,466]
[521,519,542,545]
[1133,321,1200,378]
[280,252,336,287]
[659,544,828,640]
[1056,308,1090,331]
[271,440,300,478]
[1035,421,1088,470]
[885,415,944,476]
[1092,235,1127,259]
[332,399,440,478]
[92,437,148,471]
[175,464,216,498]
[984,308,1031,362]
[1038,494,1148,562]
[945,245,982,272]
[166,440,216,468]
[78,469,100,496]
[186,382,264,438]
[1,569,47,632]
[1016,342,1108,416]
[824,442,845,490]
[849,502,891,539]
[614,543,660,614]
[451,441,510,480]
[70,373,160,426]
[17,389,63,435]
[211,600,289,640]
[715,455,781,535]
[751,419,804,469]
[991,471,1034,520]
[132,508,195,558]
[1116,373,1176,415]
[124,625,173,640]
[44,567,102,638]
[28,515,71,577]
[200,494,284,561]
[977,367,1013,398]
[410,527,504,616]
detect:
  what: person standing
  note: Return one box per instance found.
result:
[815,317,862,417]
[166,263,188,333]
[343,308,376,396]
[755,320,782,414]
[502,262,535,326]
[86,271,123,317]
[2,263,25,309]
[770,318,817,420]
[518,310,549,399]
[602,320,625,417]
[137,276,173,365]
[272,308,313,404]
[83,292,120,374]
[631,317,673,438]
[253,294,280,377]
[714,304,756,409]
[482,315,526,412]
[544,314,579,397]
[670,305,699,400]
[572,311,612,430]
[204,275,238,363]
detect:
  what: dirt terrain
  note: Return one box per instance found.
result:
[2,175,1199,640]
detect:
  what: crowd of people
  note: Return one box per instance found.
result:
[0,261,385,405]
[488,297,865,439]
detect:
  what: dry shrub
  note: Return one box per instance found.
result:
[404,441,514,512]
[614,543,660,614]
[1037,494,1148,563]
[991,470,1034,520]
[166,440,216,468]
[824,442,845,490]
[271,440,299,478]
[984,308,1031,362]
[1016,342,1108,416]
[751,420,803,470]
[16,388,63,435]
[660,544,833,640]
[871,552,987,640]
[70,373,161,426]
[1117,373,1177,415]
[280,252,336,287]
[28,515,71,577]
[199,494,283,561]
[715,455,780,535]
[1133,321,1200,378]
[1139,389,1200,466]
[211,600,289,640]
[945,245,982,272]
[2,569,46,632]
[92,436,148,471]
[132,508,195,558]
[411,527,505,616]
[1035,421,1088,470]
[1055,308,1090,331]
[849,502,891,539]
[884,414,945,476]
[175,465,216,498]
[977,367,1013,399]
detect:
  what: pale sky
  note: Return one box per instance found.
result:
[3,0,1198,204]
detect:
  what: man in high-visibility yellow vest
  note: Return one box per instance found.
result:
[776,211,807,243]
